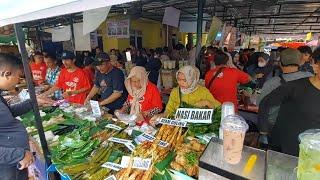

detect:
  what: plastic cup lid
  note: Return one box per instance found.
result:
[221,115,249,132]
[298,129,320,149]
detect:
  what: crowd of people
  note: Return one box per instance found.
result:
[27,44,320,156]
[1,42,320,178]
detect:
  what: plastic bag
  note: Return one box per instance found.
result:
[114,111,137,126]
[28,156,46,180]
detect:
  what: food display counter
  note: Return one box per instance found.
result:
[266,150,298,180]
[199,137,299,180]
[199,137,266,180]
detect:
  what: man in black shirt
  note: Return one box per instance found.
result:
[259,49,320,156]
[0,53,53,179]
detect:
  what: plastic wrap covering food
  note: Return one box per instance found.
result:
[298,129,320,180]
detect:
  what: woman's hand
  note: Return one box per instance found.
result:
[136,113,145,126]
[195,100,212,108]
[36,96,54,107]
[63,91,73,98]
[150,113,165,127]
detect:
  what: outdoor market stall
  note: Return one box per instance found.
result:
[2,1,320,180]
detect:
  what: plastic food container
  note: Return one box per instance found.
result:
[221,115,248,164]
[297,129,320,180]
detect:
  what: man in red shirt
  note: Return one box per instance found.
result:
[205,51,251,108]
[204,46,217,74]
[83,56,95,88]
[41,51,90,104]
[30,51,47,85]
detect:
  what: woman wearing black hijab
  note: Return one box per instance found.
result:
[253,53,275,89]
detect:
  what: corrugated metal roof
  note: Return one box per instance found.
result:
[23,0,320,35]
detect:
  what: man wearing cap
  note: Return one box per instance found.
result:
[258,48,313,147]
[84,52,127,114]
[41,51,90,104]
[258,48,320,155]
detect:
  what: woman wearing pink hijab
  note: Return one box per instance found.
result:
[117,66,163,125]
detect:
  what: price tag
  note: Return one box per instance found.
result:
[175,108,213,124]
[105,124,122,131]
[158,140,169,148]
[105,175,117,180]
[159,118,187,127]
[108,137,132,144]
[102,162,122,171]
[19,89,30,101]
[132,157,152,170]
[120,156,152,170]
[90,100,102,117]
[125,142,136,152]
[141,133,156,141]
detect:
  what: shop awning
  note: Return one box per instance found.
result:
[0,0,137,27]
[0,35,16,44]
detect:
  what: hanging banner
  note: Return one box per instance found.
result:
[46,25,71,42]
[162,7,181,28]
[73,23,91,51]
[106,19,130,39]
[220,25,232,47]
[90,31,98,49]
[306,32,312,41]
[205,16,223,47]
[228,27,237,50]
[83,6,110,35]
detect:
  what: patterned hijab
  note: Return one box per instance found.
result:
[176,65,200,94]
[125,66,148,115]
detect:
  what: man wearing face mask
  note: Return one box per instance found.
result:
[254,53,275,89]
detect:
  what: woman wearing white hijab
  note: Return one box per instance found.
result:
[151,65,220,124]
[117,66,163,125]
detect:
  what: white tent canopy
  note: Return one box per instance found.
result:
[0,0,136,27]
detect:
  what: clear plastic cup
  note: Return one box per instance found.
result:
[297,129,320,180]
[221,115,248,164]
[220,102,235,139]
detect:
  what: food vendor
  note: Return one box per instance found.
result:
[84,53,127,114]
[151,65,220,123]
[116,66,162,125]
[0,53,53,179]
[258,47,320,156]
[43,54,62,100]
[30,51,47,85]
[41,51,91,104]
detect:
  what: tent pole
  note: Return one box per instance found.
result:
[70,16,76,53]
[36,26,43,51]
[14,23,52,166]
[195,0,205,69]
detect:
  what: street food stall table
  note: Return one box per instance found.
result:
[199,137,299,180]
[199,137,266,180]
